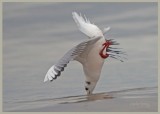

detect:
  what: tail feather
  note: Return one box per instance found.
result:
[72,12,85,27]
[72,12,103,38]
[103,27,111,35]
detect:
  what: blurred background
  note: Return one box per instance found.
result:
[3,2,158,111]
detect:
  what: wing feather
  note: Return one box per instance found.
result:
[44,37,102,82]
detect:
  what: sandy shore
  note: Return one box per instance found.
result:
[8,87,157,112]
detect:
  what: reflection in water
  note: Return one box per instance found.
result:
[16,86,157,105]
[7,86,157,112]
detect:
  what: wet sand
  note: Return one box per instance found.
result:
[8,87,157,112]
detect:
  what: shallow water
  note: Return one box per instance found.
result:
[3,3,158,111]
[6,86,158,111]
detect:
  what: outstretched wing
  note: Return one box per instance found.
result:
[44,37,102,82]
[72,12,103,38]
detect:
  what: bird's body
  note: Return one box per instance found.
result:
[76,37,106,94]
[44,12,125,95]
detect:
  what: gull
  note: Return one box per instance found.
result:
[44,12,125,95]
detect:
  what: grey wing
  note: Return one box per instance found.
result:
[44,37,101,82]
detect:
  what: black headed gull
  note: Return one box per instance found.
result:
[44,12,125,95]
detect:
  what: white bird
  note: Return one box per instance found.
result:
[44,12,125,95]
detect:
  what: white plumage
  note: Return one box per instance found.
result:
[44,12,124,95]
[72,12,104,38]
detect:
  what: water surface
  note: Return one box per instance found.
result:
[3,2,158,111]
